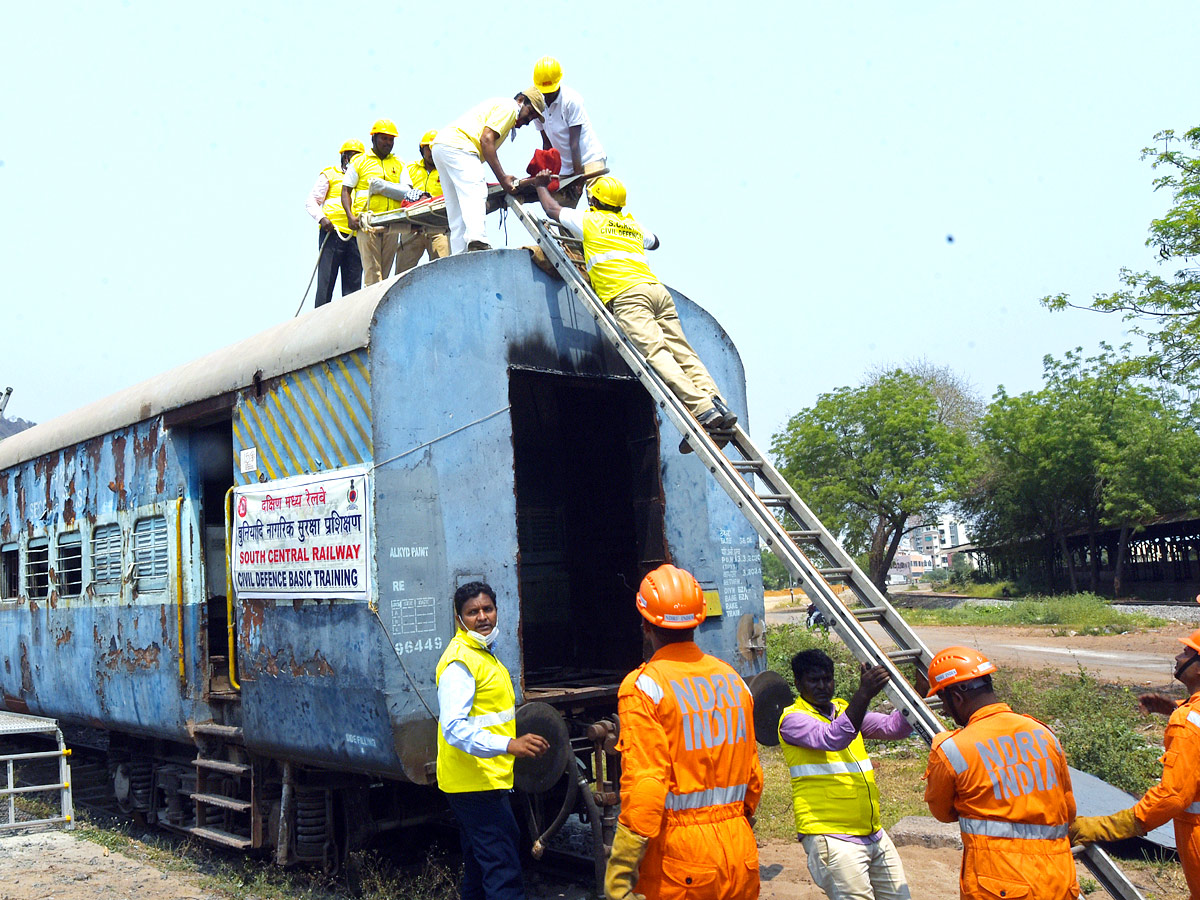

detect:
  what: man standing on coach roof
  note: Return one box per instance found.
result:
[605,564,762,900]
[435,582,549,900]
[534,174,738,442]
[1071,628,1200,898]
[431,89,546,254]
[341,119,413,285]
[392,130,450,270]
[780,649,913,900]
[531,56,606,205]
[305,139,363,307]
[923,646,1079,900]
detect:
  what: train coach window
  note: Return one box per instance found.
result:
[57,532,83,597]
[1,544,18,598]
[133,516,169,592]
[92,523,122,595]
[26,538,50,600]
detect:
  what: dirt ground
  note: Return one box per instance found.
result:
[0,829,970,900]
[2,826,1187,900]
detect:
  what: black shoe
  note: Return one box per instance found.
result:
[696,407,723,430]
[711,396,738,430]
[467,240,491,252]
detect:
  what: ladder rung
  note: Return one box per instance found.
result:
[191,792,252,813]
[886,649,923,663]
[787,530,820,541]
[757,494,790,504]
[818,567,852,578]
[193,758,250,776]
[730,460,763,472]
[852,606,888,621]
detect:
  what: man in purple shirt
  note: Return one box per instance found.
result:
[777,649,913,900]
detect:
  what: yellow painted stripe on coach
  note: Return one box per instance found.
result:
[257,393,303,475]
[269,387,317,473]
[280,379,333,470]
[322,361,370,449]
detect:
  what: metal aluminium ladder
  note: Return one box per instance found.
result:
[0,710,74,833]
[507,195,1146,900]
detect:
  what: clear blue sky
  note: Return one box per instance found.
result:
[3,1,1196,442]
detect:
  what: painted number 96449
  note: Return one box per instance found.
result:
[394,637,444,655]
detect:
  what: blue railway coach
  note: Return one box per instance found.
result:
[0,249,767,867]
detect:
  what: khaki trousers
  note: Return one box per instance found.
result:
[801,832,911,900]
[357,226,400,285]
[394,225,451,274]
[608,282,718,417]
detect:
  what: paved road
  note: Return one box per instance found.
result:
[767,608,1181,688]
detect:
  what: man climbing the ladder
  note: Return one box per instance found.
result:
[533,173,737,442]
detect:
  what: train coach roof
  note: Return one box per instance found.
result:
[0,278,394,471]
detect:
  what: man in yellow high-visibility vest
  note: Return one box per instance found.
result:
[779,649,913,899]
[393,130,449,272]
[534,173,737,443]
[341,119,421,285]
[304,139,363,307]
[435,581,548,900]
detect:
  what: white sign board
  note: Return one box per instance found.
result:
[232,466,370,600]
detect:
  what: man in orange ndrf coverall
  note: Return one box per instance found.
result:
[923,646,1080,900]
[1072,628,1200,898]
[604,564,763,900]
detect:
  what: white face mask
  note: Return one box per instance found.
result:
[459,616,498,649]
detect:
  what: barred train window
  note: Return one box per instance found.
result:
[133,516,169,592]
[26,538,50,600]
[1,544,18,598]
[57,532,83,597]
[92,523,122,595]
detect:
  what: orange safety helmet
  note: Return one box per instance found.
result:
[1180,630,1200,654]
[636,564,706,629]
[925,645,996,697]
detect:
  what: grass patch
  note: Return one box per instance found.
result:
[899,593,1167,635]
[924,580,1022,599]
[69,808,460,900]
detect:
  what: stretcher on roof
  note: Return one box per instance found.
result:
[360,169,609,231]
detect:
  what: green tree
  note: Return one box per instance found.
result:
[760,548,791,591]
[770,370,975,593]
[1043,126,1200,385]
[966,345,1200,594]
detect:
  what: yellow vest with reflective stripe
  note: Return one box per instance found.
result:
[319,165,355,236]
[778,696,881,835]
[581,210,658,303]
[435,631,517,793]
[347,151,407,216]
[408,159,442,198]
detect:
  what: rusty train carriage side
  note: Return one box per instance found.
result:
[0,250,767,866]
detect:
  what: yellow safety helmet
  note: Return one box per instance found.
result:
[370,119,399,137]
[339,139,365,154]
[420,129,438,147]
[588,176,626,210]
[533,56,562,94]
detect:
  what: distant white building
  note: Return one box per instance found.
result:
[888,550,935,584]
[902,514,972,568]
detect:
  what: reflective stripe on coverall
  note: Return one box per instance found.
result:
[1133,691,1200,898]
[616,641,763,900]
[924,703,1079,900]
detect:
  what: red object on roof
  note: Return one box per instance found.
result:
[527,148,561,192]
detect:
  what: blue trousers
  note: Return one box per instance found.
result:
[443,789,525,900]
